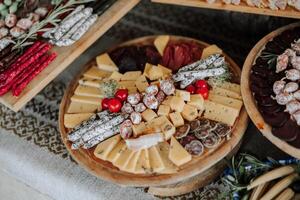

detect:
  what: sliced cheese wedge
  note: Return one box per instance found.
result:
[83,66,112,80]
[143,63,152,78]
[201,45,222,59]
[208,93,243,110]
[67,101,101,113]
[135,149,151,174]
[121,71,142,81]
[64,113,94,128]
[157,142,178,174]
[218,81,241,95]
[107,140,127,163]
[135,75,148,92]
[74,85,104,98]
[79,77,102,88]
[148,145,165,173]
[210,87,242,100]
[123,150,141,173]
[154,35,170,56]
[71,95,102,105]
[113,147,135,170]
[203,100,240,126]
[109,71,123,81]
[96,53,118,72]
[94,135,121,161]
[169,136,191,167]
[157,64,172,77]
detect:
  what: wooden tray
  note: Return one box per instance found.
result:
[59,36,249,188]
[152,0,300,19]
[0,0,140,112]
[241,22,300,159]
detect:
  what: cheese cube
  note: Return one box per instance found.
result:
[201,44,223,59]
[109,71,123,81]
[79,78,102,88]
[123,151,141,173]
[135,75,149,92]
[83,66,111,80]
[210,87,242,100]
[135,149,151,174]
[132,122,146,137]
[157,64,172,77]
[203,100,240,126]
[142,109,158,122]
[175,89,191,101]
[64,113,94,128]
[94,135,121,160]
[74,85,103,98]
[148,65,163,81]
[118,81,135,88]
[169,137,191,167]
[143,63,152,78]
[157,105,170,116]
[96,53,118,72]
[169,112,184,127]
[67,101,101,113]
[146,116,169,133]
[157,142,178,174]
[121,71,142,81]
[160,118,176,140]
[71,95,102,105]
[181,104,198,122]
[188,94,204,110]
[114,147,135,170]
[162,96,172,106]
[208,93,243,110]
[170,96,185,112]
[154,35,170,56]
[127,87,138,94]
[107,140,127,163]
[148,145,165,173]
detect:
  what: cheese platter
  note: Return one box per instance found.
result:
[241,22,300,159]
[59,35,248,195]
[152,0,300,19]
[0,0,140,112]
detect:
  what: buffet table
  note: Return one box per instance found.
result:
[0,1,297,199]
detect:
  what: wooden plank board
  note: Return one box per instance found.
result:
[0,0,140,112]
[152,0,300,19]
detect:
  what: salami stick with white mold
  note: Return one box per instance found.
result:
[71,14,98,41]
[83,126,119,149]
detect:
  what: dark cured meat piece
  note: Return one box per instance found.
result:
[272,120,298,142]
[254,95,278,107]
[250,74,271,88]
[255,57,268,66]
[180,134,197,147]
[261,112,289,128]
[264,42,284,55]
[258,104,284,114]
[0,45,13,60]
[143,46,161,66]
[289,128,300,148]
[251,84,273,97]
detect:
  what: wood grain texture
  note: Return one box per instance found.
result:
[241,22,300,159]
[0,0,140,112]
[59,35,249,187]
[152,0,300,19]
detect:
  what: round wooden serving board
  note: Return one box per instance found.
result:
[241,22,300,159]
[59,36,249,190]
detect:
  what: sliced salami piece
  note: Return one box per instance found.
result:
[156,90,166,104]
[211,123,231,137]
[134,103,146,113]
[180,135,197,146]
[272,120,298,142]
[195,126,210,140]
[184,140,204,156]
[121,103,134,114]
[145,85,159,95]
[130,112,142,125]
[174,124,190,139]
[127,93,141,105]
[189,120,200,133]
[120,119,133,139]
[143,94,158,109]
[201,133,221,149]
[160,79,175,95]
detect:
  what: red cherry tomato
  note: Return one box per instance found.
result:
[194,80,208,89]
[101,98,110,110]
[185,85,196,94]
[196,87,209,99]
[108,98,122,113]
[115,89,128,102]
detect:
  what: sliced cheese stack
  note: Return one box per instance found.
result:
[203,82,242,126]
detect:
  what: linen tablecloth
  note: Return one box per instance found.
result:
[0,1,297,199]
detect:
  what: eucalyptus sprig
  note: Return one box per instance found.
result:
[13,0,94,50]
[260,51,278,69]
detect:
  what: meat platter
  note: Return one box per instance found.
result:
[59,35,248,187]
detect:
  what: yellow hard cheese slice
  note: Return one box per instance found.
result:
[181,104,198,122]
[123,150,141,173]
[157,64,172,77]
[96,53,118,72]
[79,77,102,88]
[208,93,243,110]
[113,147,135,170]
[216,81,241,95]
[169,112,184,127]
[71,95,102,105]
[121,71,142,81]
[203,100,240,126]
[170,96,186,112]
[74,85,104,98]
[160,118,175,140]
[157,105,170,116]
[187,94,204,110]
[135,75,149,92]
[169,136,191,167]
[64,113,93,128]
[148,146,165,173]
[94,135,121,161]
[109,71,123,81]
[148,65,163,81]
[118,80,135,89]
[135,149,151,174]
[107,140,127,163]
[201,44,223,59]
[157,142,178,174]
[67,101,101,113]
[83,66,111,80]
[154,35,170,56]
[210,87,242,100]
[175,89,190,102]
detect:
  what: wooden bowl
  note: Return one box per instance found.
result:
[241,22,300,159]
[59,36,249,187]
